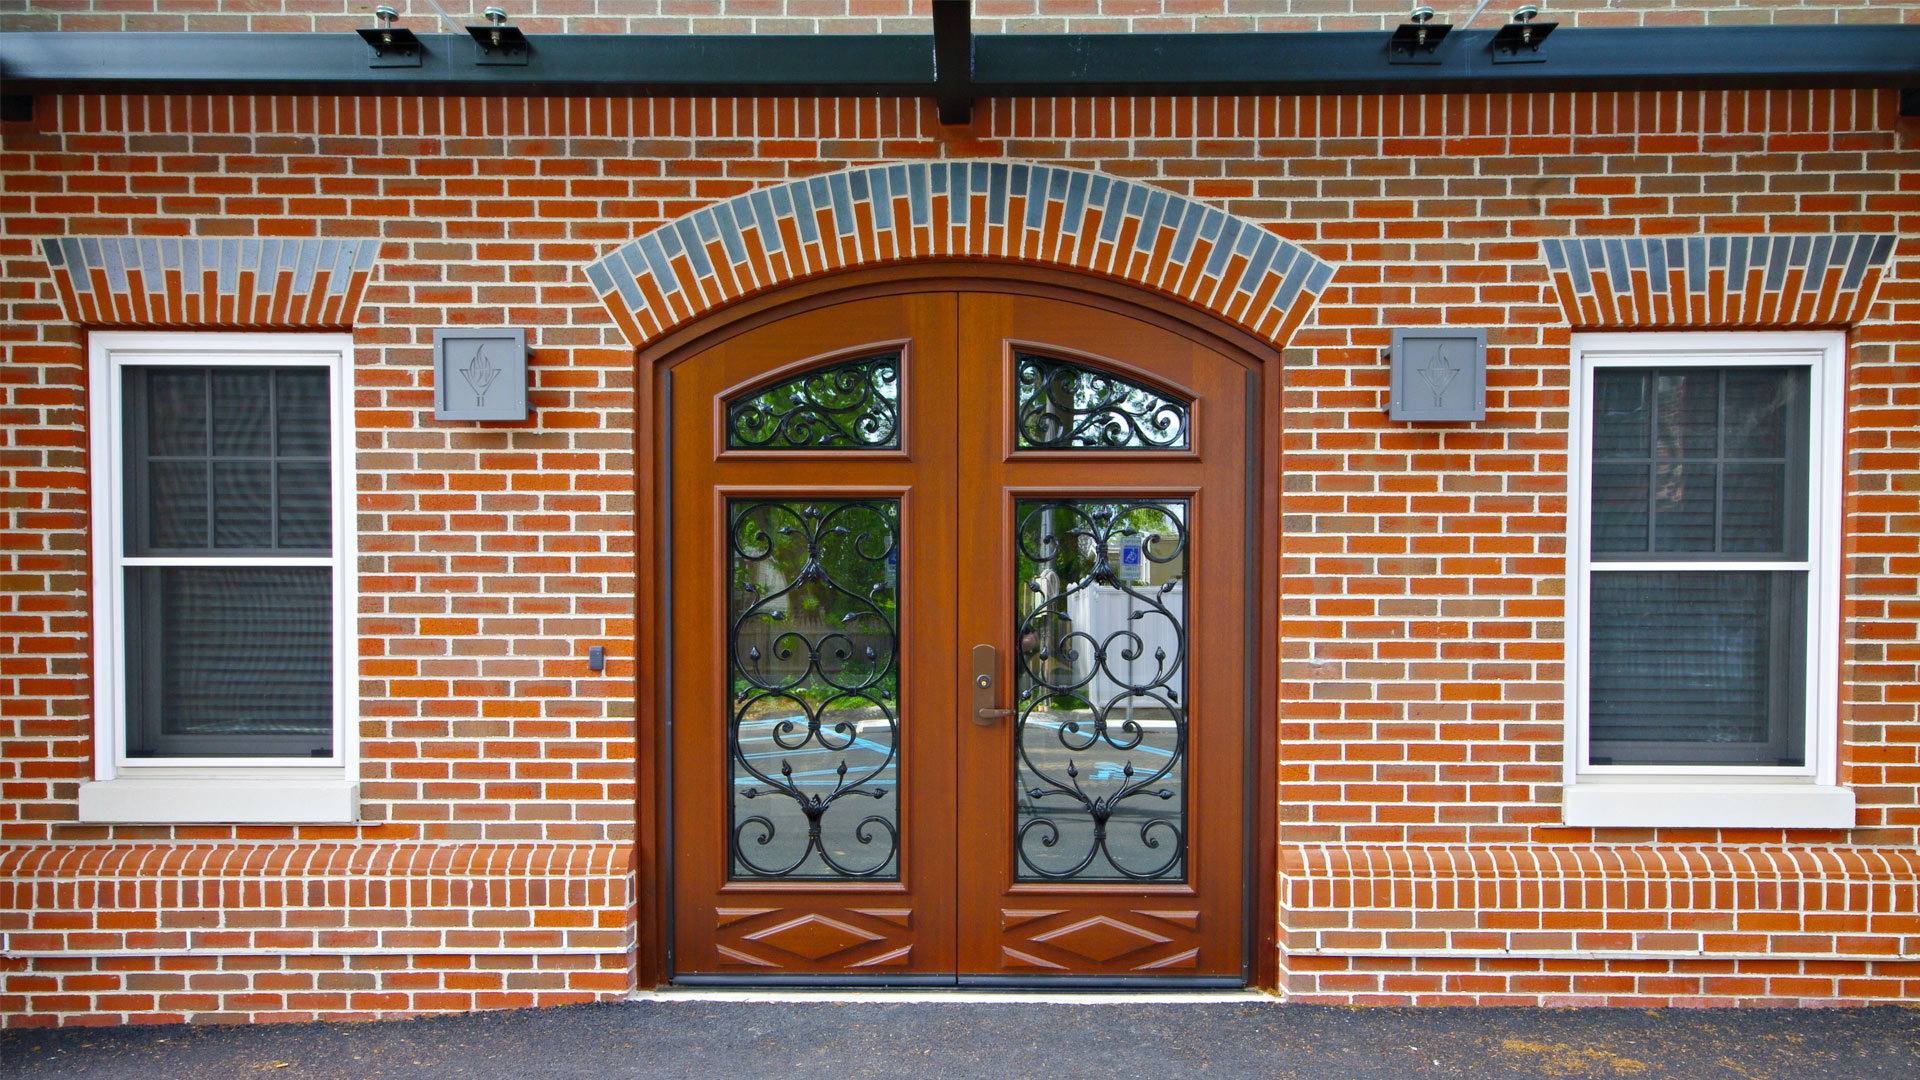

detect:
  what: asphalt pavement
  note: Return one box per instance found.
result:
[5,998,1918,1080]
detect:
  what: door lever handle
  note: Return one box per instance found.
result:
[971,644,1010,726]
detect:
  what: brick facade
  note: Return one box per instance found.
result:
[2,52,1918,1023]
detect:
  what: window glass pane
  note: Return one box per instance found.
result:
[146,370,207,456]
[212,370,274,456]
[1591,371,1649,458]
[212,461,274,549]
[728,499,899,880]
[725,353,900,450]
[127,566,333,757]
[1588,570,1803,766]
[1014,498,1188,883]
[1654,371,1719,458]
[1724,369,1795,458]
[148,461,209,549]
[1014,353,1190,450]
[276,370,331,457]
[1590,464,1650,553]
[1723,464,1787,553]
[277,462,332,549]
[1652,462,1716,552]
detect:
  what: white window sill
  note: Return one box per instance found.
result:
[78,778,360,824]
[1564,783,1854,829]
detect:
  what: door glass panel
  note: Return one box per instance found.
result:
[725,352,901,450]
[1013,353,1189,450]
[728,499,901,880]
[1013,498,1188,882]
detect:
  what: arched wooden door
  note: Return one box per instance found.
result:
[665,283,1256,986]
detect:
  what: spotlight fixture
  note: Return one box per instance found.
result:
[1389,6,1452,64]
[467,7,530,66]
[357,6,423,68]
[1491,5,1557,63]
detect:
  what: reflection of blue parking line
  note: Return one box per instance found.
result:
[734,770,895,787]
[733,713,895,787]
[740,737,893,759]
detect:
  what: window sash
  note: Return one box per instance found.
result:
[1570,338,1836,782]
[1584,567,1807,768]
[91,333,352,773]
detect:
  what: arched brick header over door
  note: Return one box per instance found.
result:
[585,161,1334,347]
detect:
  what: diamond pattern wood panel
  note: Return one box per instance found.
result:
[999,907,1206,974]
[712,905,917,972]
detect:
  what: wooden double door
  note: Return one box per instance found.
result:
[668,287,1254,985]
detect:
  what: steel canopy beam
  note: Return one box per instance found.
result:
[1,27,1915,99]
[973,27,1920,95]
[932,0,974,125]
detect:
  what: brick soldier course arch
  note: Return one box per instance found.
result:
[585,161,1334,347]
[1539,234,1898,330]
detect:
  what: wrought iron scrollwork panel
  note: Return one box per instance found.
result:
[1014,352,1190,450]
[726,353,901,450]
[728,499,901,880]
[1013,499,1189,883]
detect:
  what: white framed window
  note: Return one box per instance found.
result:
[80,332,358,823]
[1564,331,1852,829]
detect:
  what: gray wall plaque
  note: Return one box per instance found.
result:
[434,328,529,421]
[1388,327,1486,422]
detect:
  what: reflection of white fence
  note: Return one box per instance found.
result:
[1065,584,1185,705]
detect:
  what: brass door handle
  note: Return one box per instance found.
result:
[971,644,1009,725]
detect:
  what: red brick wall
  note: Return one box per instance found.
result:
[1,86,1916,1022]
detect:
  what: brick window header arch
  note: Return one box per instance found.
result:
[39,237,380,329]
[584,161,1334,348]
[1541,234,1898,330]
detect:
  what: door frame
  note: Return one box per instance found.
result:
[630,262,1283,991]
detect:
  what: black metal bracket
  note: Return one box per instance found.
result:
[357,6,423,68]
[1491,8,1557,64]
[1389,8,1451,65]
[0,94,31,123]
[356,26,423,67]
[1903,88,1920,117]
[468,8,530,67]
[933,0,973,125]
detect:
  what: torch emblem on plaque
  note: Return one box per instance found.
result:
[1416,346,1459,407]
[460,344,500,407]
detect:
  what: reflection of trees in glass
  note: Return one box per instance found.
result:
[1013,499,1188,882]
[1014,353,1189,450]
[726,500,899,879]
[726,354,900,449]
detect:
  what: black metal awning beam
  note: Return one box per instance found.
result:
[1,27,1916,101]
[932,1,974,125]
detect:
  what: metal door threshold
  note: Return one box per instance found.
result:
[634,988,1273,1004]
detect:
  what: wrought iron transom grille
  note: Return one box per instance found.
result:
[725,352,901,450]
[1014,352,1190,450]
